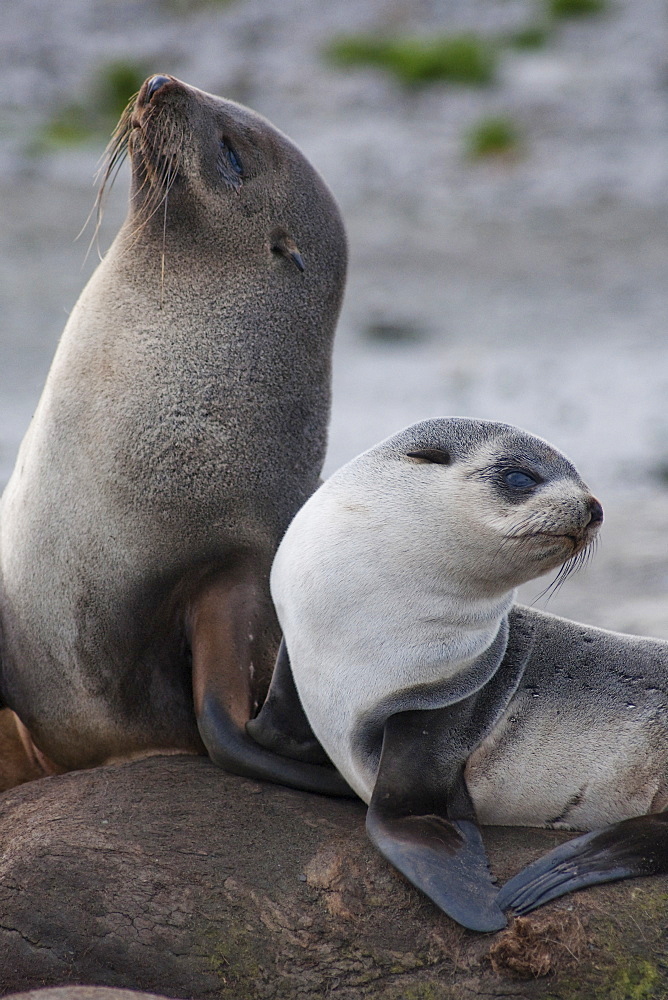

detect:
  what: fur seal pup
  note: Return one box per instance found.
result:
[0,74,348,794]
[250,418,668,931]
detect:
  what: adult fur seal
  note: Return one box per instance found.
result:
[250,417,668,931]
[0,74,348,794]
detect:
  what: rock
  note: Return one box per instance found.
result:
[5,990,173,1000]
[0,755,666,999]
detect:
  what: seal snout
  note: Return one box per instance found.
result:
[565,496,603,555]
[134,75,177,117]
[146,75,172,100]
[569,496,603,545]
[586,497,604,527]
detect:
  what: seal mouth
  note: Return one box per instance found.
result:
[502,530,589,550]
[500,518,600,597]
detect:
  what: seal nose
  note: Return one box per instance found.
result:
[146,75,171,100]
[587,498,604,526]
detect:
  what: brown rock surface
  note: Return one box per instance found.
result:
[4,990,174,1000]
[0,755,666,999]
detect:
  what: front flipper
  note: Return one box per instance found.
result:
[190,571,352,798]
[246,640,332,766]
[498,813,668,916]
[364,614,539,931]
[367,711,506,932]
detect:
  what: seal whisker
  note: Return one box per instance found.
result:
[160,186,169,310]
[120,117,183,261]
[492,517,540,563]
[119,160,179,261]
[530,565,568,605]
[493,515,554,562]
[90,92,186,266]
[76,98,137,264]
[531,541,594,604]
[502,513,544,539]
[88,95,138,251]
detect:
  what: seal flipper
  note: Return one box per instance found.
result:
[498,813,668,916]
[367,710,506,932]
[198,695,352,796]
[363,611,539,930]
[246,640,332,765]
[191,576,352,797]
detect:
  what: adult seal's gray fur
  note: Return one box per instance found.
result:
[0,74,348,794]
[251,417,668,931]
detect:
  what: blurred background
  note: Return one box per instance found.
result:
[1,0,667,635]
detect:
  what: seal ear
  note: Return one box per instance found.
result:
[271,229,305,272]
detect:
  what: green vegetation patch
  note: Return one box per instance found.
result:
[507,24,553,49]
[43,104,95,146]
[548,0,607,17]
[94,61,147,121]
[551,957,663,1000]
[465,115,522,160]
[607,959,662,1000]
[327,33,497,87]
[40,59,147,148]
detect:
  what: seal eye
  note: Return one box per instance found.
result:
[504,470,538,489]
[220,139,243,175]
[407,449,451,465]
[217,139,244,192]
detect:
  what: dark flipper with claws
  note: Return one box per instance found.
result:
[498,812,668,916]
[367,710,506,932]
